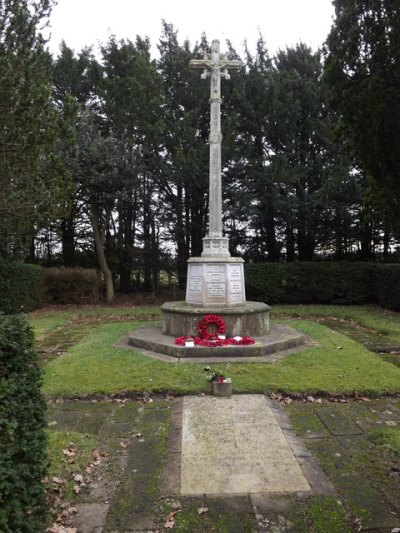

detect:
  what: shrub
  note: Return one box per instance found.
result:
[0,314,48,531]
[43,267,100,304]
[376,264,400,311]
[245,262,378,305]
[0,259,44,314]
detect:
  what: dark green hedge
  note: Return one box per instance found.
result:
[0,315,48,531]
[0,259,44,314]
[376,264,400,311]
[0,262,100,312]
[245,262,400,310]
[43,267,100,304]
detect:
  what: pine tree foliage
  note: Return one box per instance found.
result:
[324,0,400,234]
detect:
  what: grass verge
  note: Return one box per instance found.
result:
[41,318,400,397]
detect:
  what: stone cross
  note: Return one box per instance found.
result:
[190,40,242,257]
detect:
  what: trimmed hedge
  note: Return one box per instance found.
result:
[376,264,400,311]
[0,314,48,531]
[43,267,100,304]
[245,262,400,310]
[0,259,44,314]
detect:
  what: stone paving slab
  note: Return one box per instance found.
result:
[46,397,400,532]
[180,395,312,495]
[317,408,365,436]
[287,401,400,532]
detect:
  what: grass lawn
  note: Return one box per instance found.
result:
[272,303,400,342]
[34,304,400,532]
[29,304,400,398]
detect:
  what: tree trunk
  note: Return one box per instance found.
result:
[359,222,373,260]
[61,213,75,267]
[383,229,390,261]
[286,225,295,262]
[265,205,278,261]
[118,198,131,293]
[175,184,188,290]
[90,202,114,304]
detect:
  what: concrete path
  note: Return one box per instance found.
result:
[46,395,400,532]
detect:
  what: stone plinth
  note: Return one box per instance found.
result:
[212,378,232,397]
[161,301,270,338]
[128,323,308,360]
[186,256,245,307]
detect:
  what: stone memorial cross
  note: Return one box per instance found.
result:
[190,40,242,257]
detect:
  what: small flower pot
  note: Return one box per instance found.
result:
[212,378,232,397]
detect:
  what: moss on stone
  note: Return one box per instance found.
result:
[299,496,351,533]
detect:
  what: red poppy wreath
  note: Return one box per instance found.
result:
[198,314,225,339]
[174,314,255,347]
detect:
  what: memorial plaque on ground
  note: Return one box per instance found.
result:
[181,395,310,494]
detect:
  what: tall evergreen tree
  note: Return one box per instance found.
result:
[100,36,164,292]
[0,0,68,256]
[324,0,400,235]
[156,23,210,287]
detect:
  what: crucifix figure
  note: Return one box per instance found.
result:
[190,40,242,257]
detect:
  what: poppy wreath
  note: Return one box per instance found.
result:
[198,314,225,339]
[174,314,256,347]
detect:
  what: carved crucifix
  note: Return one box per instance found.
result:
[190,40,242,257]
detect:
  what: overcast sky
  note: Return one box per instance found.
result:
[48,0,335,58]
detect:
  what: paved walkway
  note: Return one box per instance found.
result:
[46,395,400,532]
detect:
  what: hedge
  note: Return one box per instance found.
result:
[245,262,400,310]
[43,267,100,305]
[0,314,48,531]
[0,262,100,312]
[0,259,44,314]
[376,264,400,311]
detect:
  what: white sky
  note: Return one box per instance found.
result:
[48,0,335,59]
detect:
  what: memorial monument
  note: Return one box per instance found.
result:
[161,40,270,339]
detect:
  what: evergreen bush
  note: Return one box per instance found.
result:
[0,314,48,531]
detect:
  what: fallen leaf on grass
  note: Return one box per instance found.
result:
[92,449,102,465]
[62,448,77,457]
[197,507,208,515]
[354,517,363,531]
[46,526,77,533]
[73,474,84,483]
[164,509,181,528]
[73,485,80,494]
[52,477,64,484]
